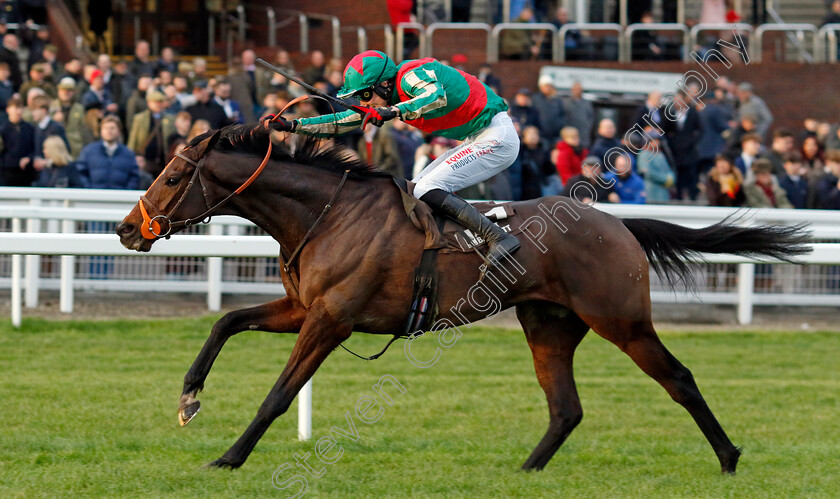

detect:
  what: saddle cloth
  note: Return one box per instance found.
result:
[393,179,526,254]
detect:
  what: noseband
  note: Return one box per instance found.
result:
[138,144,271,240]
[137,96,318,241]
[138,140,351,274]
[136,96,349,272]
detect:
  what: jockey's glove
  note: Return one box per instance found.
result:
[262,114,297,133]
[368,106,400,127]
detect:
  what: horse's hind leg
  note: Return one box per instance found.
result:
[517,302,590,471]
[588,317,741,474]
[178,297,306,426]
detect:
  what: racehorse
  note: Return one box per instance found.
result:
[115,123,810,472]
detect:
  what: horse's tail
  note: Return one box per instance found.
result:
[620,218,812,289]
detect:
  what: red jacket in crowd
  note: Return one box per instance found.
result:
[554,141,588,185]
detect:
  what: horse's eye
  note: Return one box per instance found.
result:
[166,176,181,186]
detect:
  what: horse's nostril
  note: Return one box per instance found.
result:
[116,222,135,237]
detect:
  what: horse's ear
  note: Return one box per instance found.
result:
[195,129,222,156]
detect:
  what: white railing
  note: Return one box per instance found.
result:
[752,23,819,63]
[490,22,559,62]
[2,226,838,328]
[689,23,755,52]
[0,231,279,326]
[395,22,428,62]
[558,23,624,62]
[426,22,493,60]
[340,24,395,58]
[272,8,342,57]
[818,23,840,63]
[0,188,282,316]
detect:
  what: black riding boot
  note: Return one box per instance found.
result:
[420,189,520,266]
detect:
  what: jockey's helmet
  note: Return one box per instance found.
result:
[337,50,397,101]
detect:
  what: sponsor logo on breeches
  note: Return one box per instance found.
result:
[445,140,502,171]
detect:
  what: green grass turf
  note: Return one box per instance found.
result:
[0,317,838,498]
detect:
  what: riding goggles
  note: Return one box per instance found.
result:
[353,87,376,102]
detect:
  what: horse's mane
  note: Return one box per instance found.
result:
[187,123,392,179]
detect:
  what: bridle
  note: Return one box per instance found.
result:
[137,145,270,240]
[135,96,307,242]
[136,97,351,272]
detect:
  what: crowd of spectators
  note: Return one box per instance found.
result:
[499,5,614,62]
[459,67,838,211]
[0,29,318,190]
[686,76,840,211]
[446,66,839,210]
[266,47,838,211]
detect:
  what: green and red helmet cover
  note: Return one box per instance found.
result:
[337,50,398,99]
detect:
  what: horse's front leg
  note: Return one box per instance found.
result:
[207,303,352,469]
[178,297,307,426]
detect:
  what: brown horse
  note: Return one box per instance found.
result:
[116,124,810,472]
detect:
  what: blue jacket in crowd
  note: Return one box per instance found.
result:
[589,135,622,165]
[33,119,68,158]
[80,87,114,111]
[76,141,139,189]
[33,162,86,188]
[696,102,730,162]
[605,171,646,204]
[778,174,809,210]
[816,174,840,210]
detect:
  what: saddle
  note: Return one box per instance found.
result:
[392,178,525,253]
[345,180,524,360]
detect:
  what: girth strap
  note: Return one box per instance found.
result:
[402,213,447,337]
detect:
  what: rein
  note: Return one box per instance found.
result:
[339,335,403,361]
[136,97,385,358]
[136,95,352,275]
[137,96,310,240]
[137,143,273,240]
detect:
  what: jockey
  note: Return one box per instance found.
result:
[269,50,520,266]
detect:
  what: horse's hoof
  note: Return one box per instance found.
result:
[178,399,201,426]
[720,446,742,475]
[520,458,546,471]
[206,456,239,469]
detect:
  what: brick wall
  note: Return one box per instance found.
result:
[270,0,391,26]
